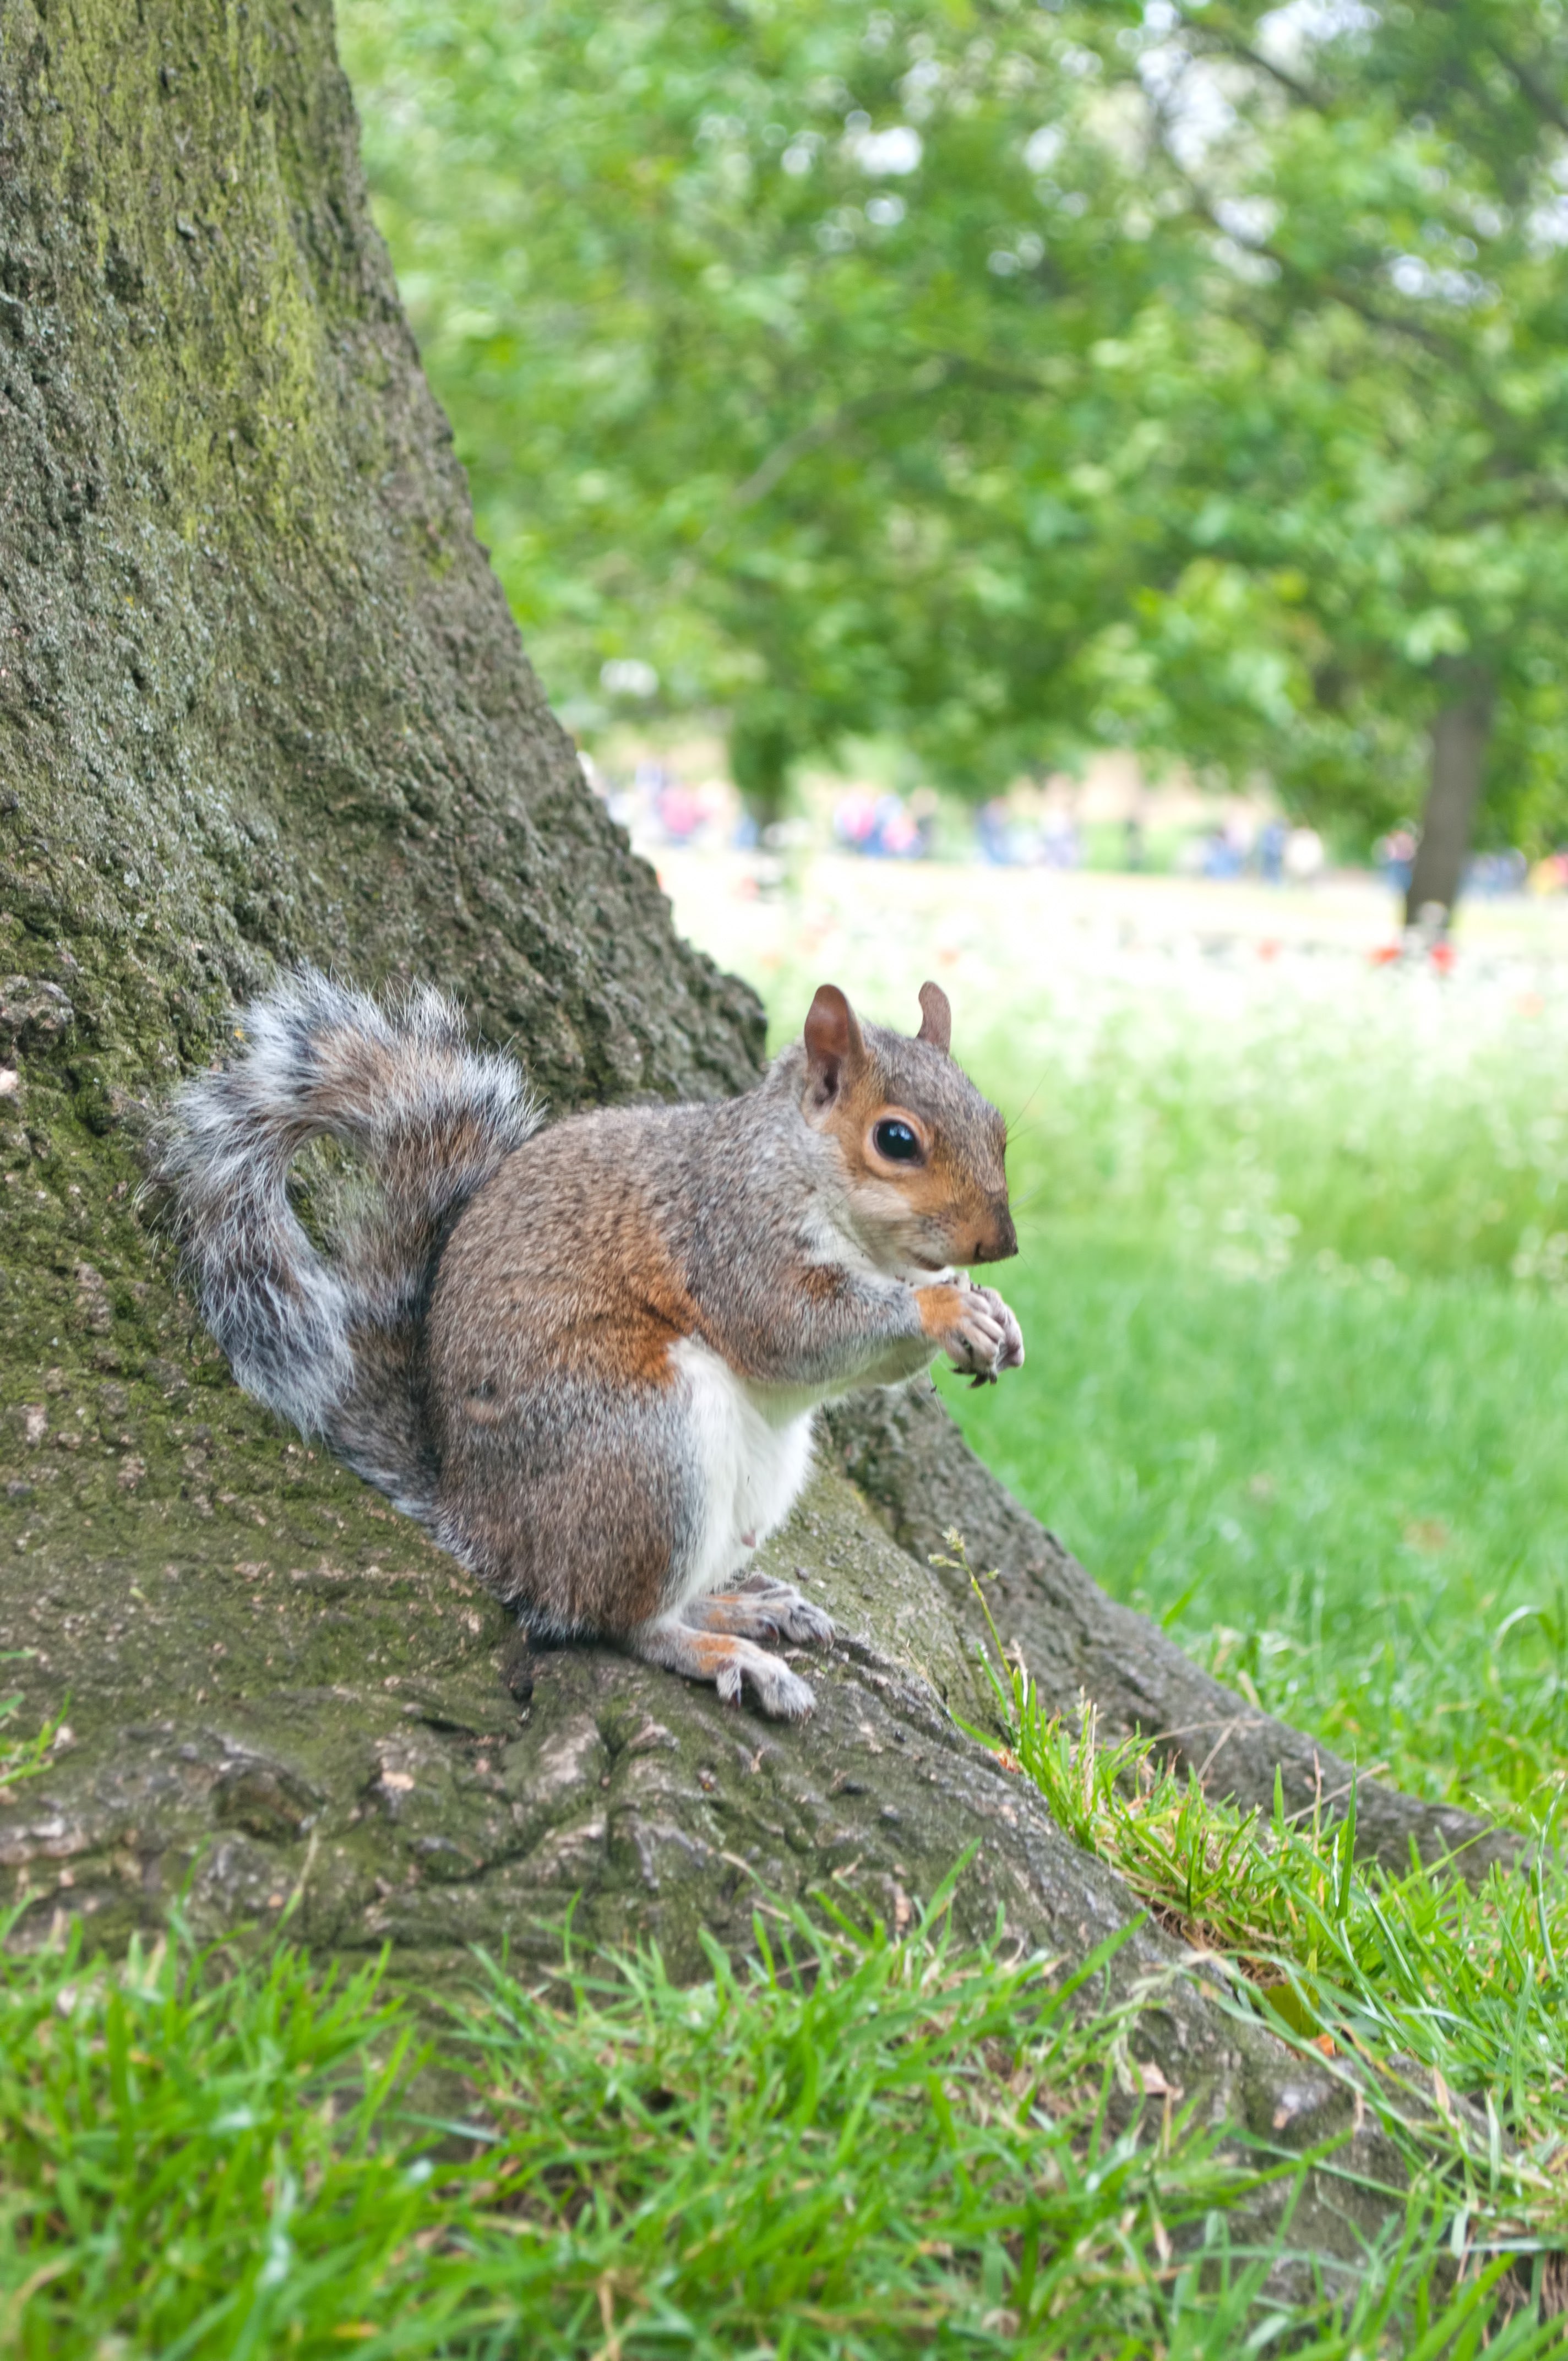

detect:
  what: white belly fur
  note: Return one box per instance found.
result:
[666,1337,818,1612]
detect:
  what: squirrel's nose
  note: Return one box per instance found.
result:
[971,1200,1018,1264]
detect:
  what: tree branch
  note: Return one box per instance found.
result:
[731,378,952,509]
[1138,91,1487,378]
[1483,29,1568,139]
[1168,3,1331,113]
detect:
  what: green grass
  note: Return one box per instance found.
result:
[4,1901,1561,2359]
[938,1231,1568,1820]
[955,1585,1568,2297]
[965,977,1568,1298]
[728,894,1568,1301]
[729,899,1568,2329]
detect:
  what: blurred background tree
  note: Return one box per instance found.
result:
[1107,0,1568,925]
[340,0,1568,916]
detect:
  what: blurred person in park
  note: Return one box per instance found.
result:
[832,786,927,859]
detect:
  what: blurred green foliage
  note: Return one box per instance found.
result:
[340,1,1568,845]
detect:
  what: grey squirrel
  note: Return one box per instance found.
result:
[156,970,1025,1718]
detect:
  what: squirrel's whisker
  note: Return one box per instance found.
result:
[1003,1065,1052,1133]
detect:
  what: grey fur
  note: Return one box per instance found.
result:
[153,969,541,1513]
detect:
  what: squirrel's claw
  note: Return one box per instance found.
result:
[636,1617,818,1719]
[690,1576,835,1648]
[941,1278,1023,1386]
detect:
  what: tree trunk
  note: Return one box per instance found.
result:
[0,0,1515,2282]
[727,704,794,831]
[1404,668,1493,929]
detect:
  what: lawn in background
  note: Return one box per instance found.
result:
[654,852,1568,1826]
[937,1239,1568,1815]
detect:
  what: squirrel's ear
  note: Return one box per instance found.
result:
[916,981,951,1056]
[803,983,864,1106]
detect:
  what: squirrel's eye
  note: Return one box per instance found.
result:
[873,1118,921,1163]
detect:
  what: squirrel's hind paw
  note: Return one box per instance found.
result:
[742,1655,817,1720]
[715,1658,744,1708]
[688,1576,835,1648]
[634,1619,818,1721]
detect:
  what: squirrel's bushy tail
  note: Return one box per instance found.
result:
[155,970,540,1516]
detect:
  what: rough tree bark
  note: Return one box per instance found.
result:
[1404,665,1494,931]
[0,0,1517,2278]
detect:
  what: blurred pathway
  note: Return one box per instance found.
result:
[651,848,1568,1023]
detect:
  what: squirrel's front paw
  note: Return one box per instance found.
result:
[965,1281,1024,1386]
[943,1276,1025,1385]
